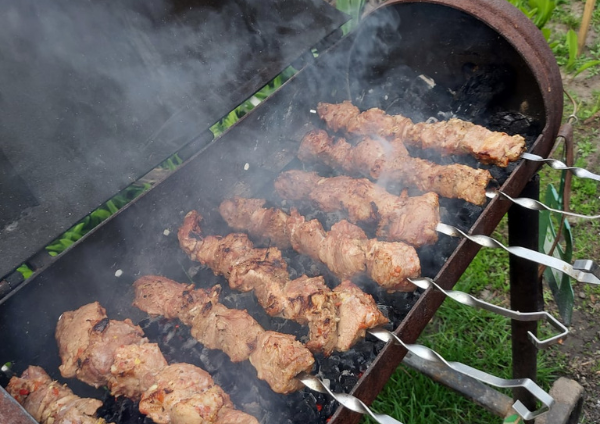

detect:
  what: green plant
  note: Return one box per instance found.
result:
[335,0,366,35]
[210,67,296,137]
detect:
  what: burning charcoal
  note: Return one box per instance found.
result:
[96,394,149,424]
[453,64,515,120]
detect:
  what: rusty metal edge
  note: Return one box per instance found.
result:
[328,0,563,422]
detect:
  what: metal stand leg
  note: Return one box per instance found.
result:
[508,175,543,421]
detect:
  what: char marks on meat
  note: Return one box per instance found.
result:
[7,365,111,424]
[133,275,315,394]
[274,170,440,247]
[178,212,389,355]
[55,302,259,424]
[220,197,420,292]
[298,129,492,205]
[317,101,525,167]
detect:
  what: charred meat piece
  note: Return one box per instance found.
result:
[179,211,389,355]
[55,302,106,379]
[298,129,492,205]
[7,365,110,424]
[274,170,440,247]
[133,275,314,393]
[317,101,526,167]
[55,302,259,424]
[220,198,420,292]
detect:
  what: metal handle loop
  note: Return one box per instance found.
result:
[521,152,600,182]
[407,277,569,348]
[368,328,554,421]
[436,222,600,285]
[486,189,600,220]
[299,374,403,424]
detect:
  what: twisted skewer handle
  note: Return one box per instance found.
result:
[436,223,600,285]
[408,277,569,348]
[521,152,600,182]
[368,328,554,421]
[486,189,600,219]
[299,374,403,424]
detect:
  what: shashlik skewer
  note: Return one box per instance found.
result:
[317,101,526,167]
[298,129,493,205]
[7,366,112,424]
[55,302,259,424]
[132,275,315,394]
[219,197,420,292]
[273,170,440,247]
[178,210,389,355]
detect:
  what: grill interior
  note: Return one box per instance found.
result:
[0,2,559,424]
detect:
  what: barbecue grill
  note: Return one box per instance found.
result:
[0,0,576,423]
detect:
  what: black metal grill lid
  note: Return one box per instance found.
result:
[0,0,348,279]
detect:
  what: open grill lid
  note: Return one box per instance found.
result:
[0,0,348,279]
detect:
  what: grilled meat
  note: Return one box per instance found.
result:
[55,302,258,424]
[139,363,231,424]
[220,197,420,291]
[317,101,526,167]
[133,275,314,394]
[178,211,388,355]
[7,366,110,424]
[274,170,440,247]
[298,129,492,205]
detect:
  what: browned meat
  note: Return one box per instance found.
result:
[139,363,230,424]
[249,331,315,394]
[56,303,258,423]
[220,198,292,249]
[133,275,314,393]
[317,101,526,167]
[75,318,146,389]
[188,303,264,363]
[55,302,106,379]
[274,170,440,247]
[220,198,420,291]
[334,281,389,351]
[179,211,389,355]
[109,343,168,399]
[298,129,492,205]
[7,366,109,424]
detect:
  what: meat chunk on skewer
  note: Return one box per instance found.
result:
[133,275,315,393]
[220,197,420,292]
[7,365,111,424]
[178,212,389,354]
[139,363,232,424]
[55,302,259,424]
[274,170,440,247]
[249,331,316,393]
[298,129,492,205]
[317,101,526,167]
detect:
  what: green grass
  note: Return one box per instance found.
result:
[361,244,565,424]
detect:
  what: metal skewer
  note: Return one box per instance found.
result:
[407,277,569,348]
[299,374,403,424]
[368,328,554,421]
[486,188,600,219]
[436,222,600,285]
[521,152,600,182]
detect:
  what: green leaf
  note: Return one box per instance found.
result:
[503,413,522,423]
[106,200,119,214]
[573,60,600,77]
[17,264,33,279]
[566,29,579,71]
